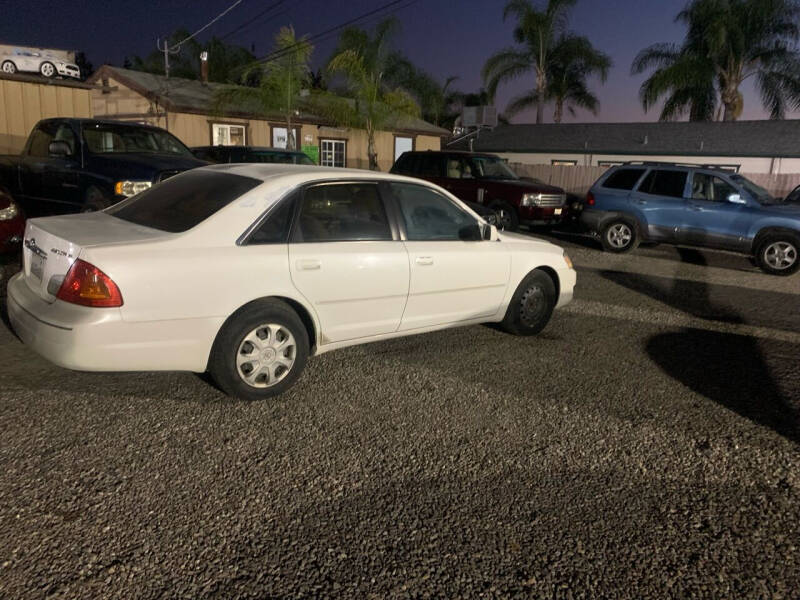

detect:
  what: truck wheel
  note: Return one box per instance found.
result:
[755,233,799,276]
[82,187,112,212]
[601,219,639,253]
[40,62,56,78]
[2,61,16,74]
[489,201,519,232]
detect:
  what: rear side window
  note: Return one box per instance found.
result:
[639,169,688,198]
[108,170,261,233]
[602,168,646,190]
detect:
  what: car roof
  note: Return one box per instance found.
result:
[200,163,433,184]
[402,150,502,159]
[611,161,736,173]
[41,118,168,131]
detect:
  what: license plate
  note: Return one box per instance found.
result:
[554,208,563,215]
[30,254,45,281]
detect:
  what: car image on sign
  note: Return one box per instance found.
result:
[7,165,576,400]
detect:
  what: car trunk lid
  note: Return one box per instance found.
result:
[21,213,170,303]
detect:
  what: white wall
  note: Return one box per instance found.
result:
[495,152,800,175]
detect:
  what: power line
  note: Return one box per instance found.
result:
[172,0,246,49]
[219,0,287,41]
[230,0,417,76]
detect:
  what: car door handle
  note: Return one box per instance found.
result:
[415,256,434,266]
[296,259,321,271]
[690,204,705,211]
[634,199,647,205]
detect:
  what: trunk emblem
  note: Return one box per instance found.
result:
[24,237,48,259]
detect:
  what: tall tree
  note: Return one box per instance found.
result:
[543,35,611,122]
[214,26,312,150]
[323,18,419,170]
[632,0,800,121]
[482,0,582,123]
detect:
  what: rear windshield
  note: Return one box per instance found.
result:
[107,170,261,233]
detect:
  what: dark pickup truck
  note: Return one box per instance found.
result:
[0,118,206,216]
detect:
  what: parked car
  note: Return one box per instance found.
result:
[0,119,207,216]
[192,145,315,165]
[581,162,800,275]
[0,188,24,253]
[1,50,80,79]
[7,165,576,400]
[390,151,567,231]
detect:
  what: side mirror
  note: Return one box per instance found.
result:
[48,140,71,157]
[458,223,483,241]
[727,193,746,205]
[483,224,498,240]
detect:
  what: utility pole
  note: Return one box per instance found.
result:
[156,37,176,79]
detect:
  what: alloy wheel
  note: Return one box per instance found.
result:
[236,323,297,388]
[764,241,797,271]
[607,223,632,249]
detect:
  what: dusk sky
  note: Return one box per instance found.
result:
[4,0,799,123]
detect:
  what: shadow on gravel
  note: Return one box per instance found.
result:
[604,248,799,443]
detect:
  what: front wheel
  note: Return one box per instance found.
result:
[208,299,310,400]
[1,61,16,74]
[489,201,519,232]
[601,219,639,253]
[501,270,557,336]
[755,234,799,276]
[40,62,56,78]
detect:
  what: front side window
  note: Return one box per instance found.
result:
[320,139,346,168]
[212,123,246,146]
[83,124,193,156]
[108,171,261,233]
[294,183,391,242]
[638,169,688,198]
[691,173,738,203]
[445,156,473,179]
[469,156,518,180]
[730,174,776,205]
[391,183,477,241]
[602,168,646,190]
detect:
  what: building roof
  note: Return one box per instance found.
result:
[448,121,800,158]
[88,65,449,137]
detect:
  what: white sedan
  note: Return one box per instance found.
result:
[1,50,81,79]
[7,165,576,400]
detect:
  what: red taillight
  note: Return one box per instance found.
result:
[56,259,123,307]
[586,191,596,206]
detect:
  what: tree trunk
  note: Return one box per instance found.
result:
[536,69,546,124]
[368,130,378,170]
[721,83,742,122]
[553,100,563,124]
[286,114,295,150]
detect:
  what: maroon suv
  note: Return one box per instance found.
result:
[390,150,567,231]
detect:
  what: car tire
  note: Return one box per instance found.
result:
[40,62,56,78]
[81,187,112,212]
[208,299,310,401]
[1,60,16,74]
[489,201,519,232]
[500,269,557,336]
[600,219,639,253]
[755,233,800,276]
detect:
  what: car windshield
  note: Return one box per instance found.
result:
[83,124,194,157]
[729,174,777,205]
[469,156,519,180]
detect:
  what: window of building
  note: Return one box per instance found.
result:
[320,139,346,168]
[639,169,688,198]
[390,183,477,241]
[394,136,414,162]
[271,126,302,149]
[293,183,391,242]
[212,123,246,146]
[551,159,578,166]
[598,161,623,168]
[602,168,646,190]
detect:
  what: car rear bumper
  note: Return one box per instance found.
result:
[7,272,222,373]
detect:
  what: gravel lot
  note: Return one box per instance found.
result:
[1,235,798,599]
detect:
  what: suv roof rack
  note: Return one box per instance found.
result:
[621,160,732,171]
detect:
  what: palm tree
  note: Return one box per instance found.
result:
[482,0,581,123]
[214,26,312,149]
[541,35,610,122]
[632,0,800,121]
[324,18,419,170]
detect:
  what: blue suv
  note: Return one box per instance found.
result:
[581,163,800,275]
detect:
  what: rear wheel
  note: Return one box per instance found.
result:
[208,299,310,400]
[601,219,639,253]
[40,62,56,78]
[501,270,557,336]
[489,200,519,231]
[755,233,799,276]
[1,61,16,74]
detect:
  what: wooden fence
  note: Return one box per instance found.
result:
[510,163,800,199]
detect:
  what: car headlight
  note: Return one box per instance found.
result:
[0,200,19,221]
[521,193,541,207]
[114,180,152,197]
[563,252,573,269]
